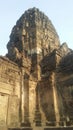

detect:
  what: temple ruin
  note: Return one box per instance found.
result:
[0,7,73,130]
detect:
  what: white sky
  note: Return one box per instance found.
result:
[0,0,73,55]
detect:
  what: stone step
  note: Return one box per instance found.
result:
[8,127,44,130]
[44,127,73,130]
[8,126,73,130]
[8,127,32,130]
[33,127,44,130]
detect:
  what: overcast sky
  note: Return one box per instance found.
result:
[0,0,73,55]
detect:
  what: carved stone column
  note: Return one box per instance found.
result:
[21,73,31,127]
[23,78,31,126]
[20,67,25,125]
[34,84,41,126]
[51,72,60,126]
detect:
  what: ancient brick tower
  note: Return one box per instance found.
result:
[0,7,73,130]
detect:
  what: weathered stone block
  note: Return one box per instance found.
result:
[7,96,19,127]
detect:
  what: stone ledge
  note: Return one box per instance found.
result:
[8,127,32,130]
[8,126,73,130]
[44,127,73,130]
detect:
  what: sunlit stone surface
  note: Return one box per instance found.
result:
[0,7,73,130]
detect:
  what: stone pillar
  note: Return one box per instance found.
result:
[20,72,31,127]
[23,79,31,126]
[51,72,60,126]
[34,84,41,126]
[20,33,25,125]
[20,68,25,125]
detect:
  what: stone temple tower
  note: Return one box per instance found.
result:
[7,7,60,79]
[1,7,73,130]
[6,7,61,128]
